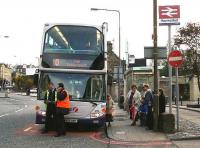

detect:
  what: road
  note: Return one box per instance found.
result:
[0,93,199,148]
[0,93,113,148]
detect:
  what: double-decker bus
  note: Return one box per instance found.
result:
[35,23,108,127]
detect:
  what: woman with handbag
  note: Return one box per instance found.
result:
[55,83,70,137]
[126,84,141,126]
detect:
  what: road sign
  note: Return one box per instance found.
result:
[168,50,183,67]
[159,5,180,19]
[144,46,167,59]
[159,5,180,25]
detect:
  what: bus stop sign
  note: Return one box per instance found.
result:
[168,50,183,67]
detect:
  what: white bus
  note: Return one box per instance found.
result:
[35,23,108,127]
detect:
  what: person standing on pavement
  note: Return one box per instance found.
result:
[125,84,141,126]
[158,88,166,114]
[106,94,114,127]
[138,98,148,126]
[55,83,70,137]
[142,84,154,130]
[43,82,57,133]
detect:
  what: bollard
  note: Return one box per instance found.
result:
[174,96,176,105]
[4,92,8,98]
[198,98,200,105]
[4,89,9,98]
[180,96,183,106]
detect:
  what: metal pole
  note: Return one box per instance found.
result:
[117,10,121,102]
[176,67,179,131]
[168,25,172,114]
[1,66,4,91]
[91,8,121,101]
[153,0,159,131]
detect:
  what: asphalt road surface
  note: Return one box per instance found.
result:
[0,93,114,148]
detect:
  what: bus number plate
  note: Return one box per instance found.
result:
[65,119,78,123]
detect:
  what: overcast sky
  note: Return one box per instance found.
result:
[0,0,199,65]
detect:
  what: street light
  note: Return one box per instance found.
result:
[91,8,121,100]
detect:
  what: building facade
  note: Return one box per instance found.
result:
[0,64,12,88]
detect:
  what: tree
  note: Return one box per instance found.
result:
[159,60,168,77]
[173,22,200,92]
[12,75,34,91]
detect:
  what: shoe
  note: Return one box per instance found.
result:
[54,134,61,137]
[131,122,136,126]
[108,123,111,127]
[42,130,48,134]
[62,132,65,135]
[145,127,152,130]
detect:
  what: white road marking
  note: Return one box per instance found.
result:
[116,131,126,135]
[13,99,20,101]
[0,113,9,118]
[24,127,32,132]
[25,105,28,108]
[15,108,24,113]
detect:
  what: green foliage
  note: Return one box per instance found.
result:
[13,75,34,91]
[159,60,168,77]
[173,22,200,92]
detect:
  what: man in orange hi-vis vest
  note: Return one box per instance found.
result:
[55,83,70,137]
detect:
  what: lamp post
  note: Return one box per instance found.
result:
[91,8,121,100]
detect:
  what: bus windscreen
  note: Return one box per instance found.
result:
[38,72,105,101]
[42,25,104,69]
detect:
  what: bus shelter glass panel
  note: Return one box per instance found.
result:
[39,72,105,101]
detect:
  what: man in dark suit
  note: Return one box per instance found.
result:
[43,82,57,133]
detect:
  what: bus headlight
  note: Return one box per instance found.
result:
[90,110,104,118]
[90,112,100,118]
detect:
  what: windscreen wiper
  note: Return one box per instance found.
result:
[89,101,97,106]
[80,99,98,106]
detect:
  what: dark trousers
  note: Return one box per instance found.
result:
[129,105,132,119]
[139,112,146,126]
[55,112,65,135]
[45,104,56,131]
[146,106,153,129]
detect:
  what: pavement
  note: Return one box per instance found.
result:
[107,103,200,142]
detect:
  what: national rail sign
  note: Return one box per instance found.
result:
[159,5,180,25]
[168,50,183,67]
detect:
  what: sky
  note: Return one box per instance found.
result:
[0,0,200,65]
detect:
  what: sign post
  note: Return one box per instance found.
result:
[159,5,180,114]
[168,50,183,131]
